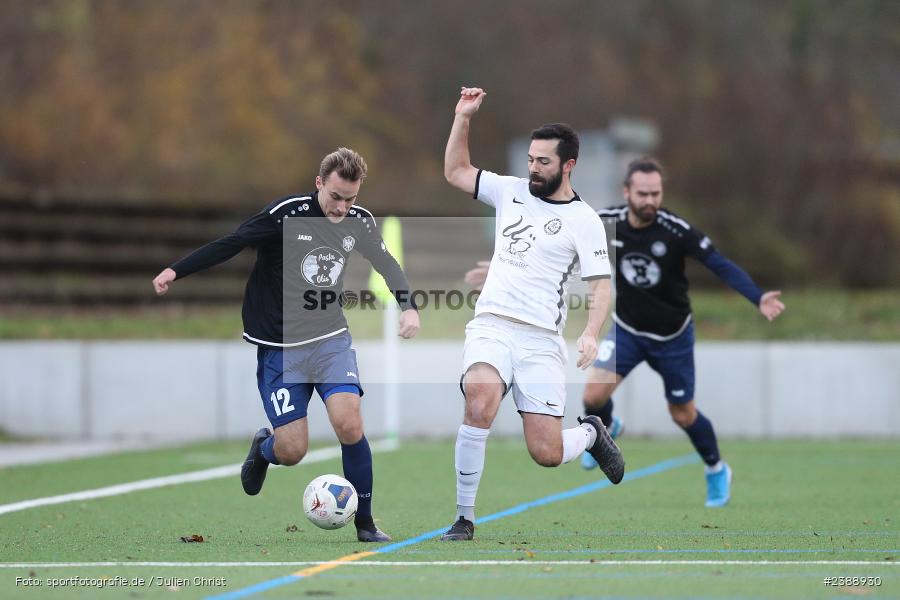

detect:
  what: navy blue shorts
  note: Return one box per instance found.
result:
[256,331,363,428]
[593,321,695,404]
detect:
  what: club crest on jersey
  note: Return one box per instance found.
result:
[651,241,667,257]
[301,247,345,287]
[342,236,356,252]
[621,252,661,288]
[544,218,562,235]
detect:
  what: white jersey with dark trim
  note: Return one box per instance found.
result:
[473,170,611,333]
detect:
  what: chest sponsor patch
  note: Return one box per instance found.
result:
[301,247,346,287]
[502,216,536,261]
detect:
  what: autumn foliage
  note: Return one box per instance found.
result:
[1,0,898,286]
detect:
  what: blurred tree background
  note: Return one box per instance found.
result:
[1,0,899,292]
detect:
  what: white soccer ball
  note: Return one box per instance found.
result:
[302,474,358,530]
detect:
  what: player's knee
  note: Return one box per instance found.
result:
[528,444,562,467]
[463,388,500,427]
[274,438,307,466]
[332,419,364,445]
[464,381,500,403]
[669,403,696,428]
[582,384,611,409]
[532,453,562,468]
[525,436,563,467]
[464,411,493,429]
[277,446,306,466]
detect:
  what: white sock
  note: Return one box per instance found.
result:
[457,504,475,522]
[704,460,724,474]
[455,424,490,519]
[561,425,593,464]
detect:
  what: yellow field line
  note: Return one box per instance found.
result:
[291,551,377,578]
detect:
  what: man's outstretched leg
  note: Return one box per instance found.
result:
[442,363,504,541]
[516,405,624,484]
[324,389,390,542]
[669,400,731,507]
[245,346,314,495]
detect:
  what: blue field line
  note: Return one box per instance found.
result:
[477,454,698,527]
[207,453,698,600]
[399,548,900,555]
[207,454,700,600]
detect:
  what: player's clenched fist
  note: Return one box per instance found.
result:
[152,268,177,296]
[455,87,486,116]
[398,308,420,339]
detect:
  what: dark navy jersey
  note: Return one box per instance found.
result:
[598,205,763,340]
[170,193,413,347]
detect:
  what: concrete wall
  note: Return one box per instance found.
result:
[0,341,897,441]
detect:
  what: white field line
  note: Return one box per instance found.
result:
[0,560,897,568]
[0,438,399,517]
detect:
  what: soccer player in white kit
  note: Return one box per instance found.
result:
[440,87,625,541]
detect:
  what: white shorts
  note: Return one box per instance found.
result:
[462,313,568,417]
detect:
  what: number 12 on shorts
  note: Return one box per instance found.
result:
[270,388,295,417]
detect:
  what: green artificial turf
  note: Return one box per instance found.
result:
[1,438,897,599]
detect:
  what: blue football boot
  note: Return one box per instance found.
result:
[704,462,732,508]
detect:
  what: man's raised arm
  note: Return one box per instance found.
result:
[444,86,487,195]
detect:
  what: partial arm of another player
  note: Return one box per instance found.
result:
[463,260,491,290]
[576,277,611,370]
[700,250,785,321]
[444,87,487,195]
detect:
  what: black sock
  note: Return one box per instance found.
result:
[681,411,721,466]
[354,514,376,531]
[585,398,614,428]
[341,436,374,522]
[259,435,280,465]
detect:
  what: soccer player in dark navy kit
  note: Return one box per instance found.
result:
[152,148,420,541]
[581,158,785,507]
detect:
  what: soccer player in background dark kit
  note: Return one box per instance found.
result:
[152,148,420,541]
[582,157,785,507]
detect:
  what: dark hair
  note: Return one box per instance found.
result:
[624,157,664,187]
[530,123,580,164]
[319,147,368,181]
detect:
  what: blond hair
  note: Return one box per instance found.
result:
[319,147,368,181]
